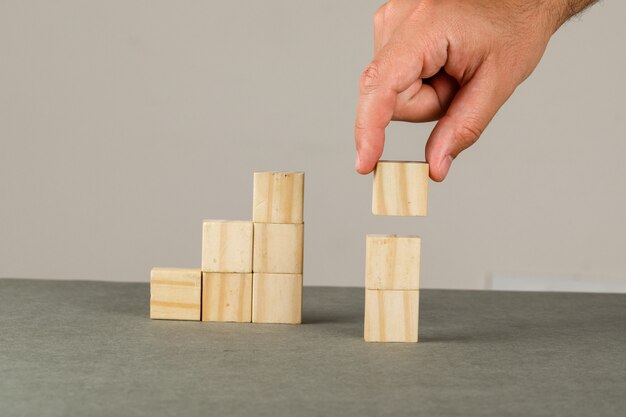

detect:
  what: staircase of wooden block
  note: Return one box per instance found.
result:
[149,171,304,325]
[364,161,428,342]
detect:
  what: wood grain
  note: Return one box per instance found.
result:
[364,289,419,342]
[253,172,304,224]
[201,220,253,273]
[366,235,420,290]
[202,272,252,322]
[252,273,302,324]
[150,267,201,320]
[253,223,304,274]
[372,161,429,216]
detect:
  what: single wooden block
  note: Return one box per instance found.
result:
[372,161,429,216]
[366,235,420,290]
[253,223,304,274]
[150,267,201,320]
[201,220,253,273]
[252,273,302,324]
[364,289,419,342]
[202,272,252,322]
[253,171,304,224]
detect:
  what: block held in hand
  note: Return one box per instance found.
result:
[372,161,428,216]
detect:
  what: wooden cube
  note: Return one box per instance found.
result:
[202,273,252,322]
[201,220,253,273]
[252,273,302,324]
[253,223,304,274]
[372,161,429,216]
[366,235,420,290]
[364,289,419,342]
[150,267,201,320]
[253,171,304,224]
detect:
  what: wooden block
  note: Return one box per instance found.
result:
[253,223,304,274]
[253,171,304,224]
[372,161,429,216]
[364,289,419,342]
[202,273,252,322]
[201,220,253,273]
[366,235,420,290]
[150,267,201,320]
[252,273,302,324]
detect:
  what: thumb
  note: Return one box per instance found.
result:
[425,69,514,181]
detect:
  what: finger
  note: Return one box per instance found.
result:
[355,45,425,174]
[393,71,459,122]
[356,9,449,174]
[425,67,514,181]
[356,29,446,174]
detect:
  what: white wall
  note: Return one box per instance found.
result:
[1,1,624,290]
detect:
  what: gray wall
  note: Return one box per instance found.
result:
[1,1,624,289]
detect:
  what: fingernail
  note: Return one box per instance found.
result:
[440,155,453,180]
[355,153,361,171]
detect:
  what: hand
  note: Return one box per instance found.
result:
[355,0,593,181]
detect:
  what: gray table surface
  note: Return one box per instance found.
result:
[1,278,625,417]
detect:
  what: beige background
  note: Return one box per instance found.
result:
[1,1,624,290]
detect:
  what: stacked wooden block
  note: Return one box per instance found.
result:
[364,161,428,342]
[201,220,254,322]
[150,171,304,325]
[251,172,304,324]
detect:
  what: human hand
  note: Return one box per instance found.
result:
[355,0,594,181]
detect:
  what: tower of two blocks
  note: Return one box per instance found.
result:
[150,171,304,324]
[364,161,428,342]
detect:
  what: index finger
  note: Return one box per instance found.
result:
[355,45,424,174]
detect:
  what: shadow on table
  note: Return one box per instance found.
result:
[419,333,486,344]
[300,310,364,339]
[301,308,362,324]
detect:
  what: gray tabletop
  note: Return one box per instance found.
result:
[1,278,624,417]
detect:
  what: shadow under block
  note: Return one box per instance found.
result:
[252,273,302,324]
[364,289,419,342]
[372,161,429,216]
[253,171,304,224]
[366,235,420,290]
[253,223,304,274]
[202,220,253,273]
[150,268,202,321]
[202,273,252,322]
